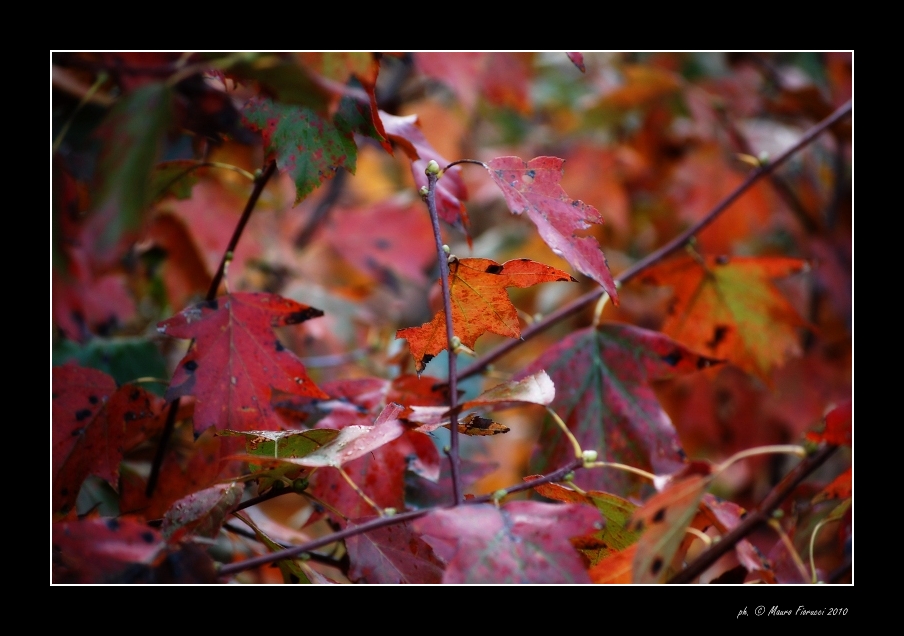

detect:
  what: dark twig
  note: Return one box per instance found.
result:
[147,161,278,497]
[217,457,583,578]
[668,444,838,584]
[423,168,463,505]
[293,168,347,249]
[457,99,852,381]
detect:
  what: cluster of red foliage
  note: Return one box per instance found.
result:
[52,52,852,585]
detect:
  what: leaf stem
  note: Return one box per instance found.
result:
[584,461,656,482]
[337,467,384,516]
[456,99,853,381]
[546,406,582,459]
[423,169,464,505]
[715,444,807,474]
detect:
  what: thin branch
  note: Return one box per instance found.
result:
[422,168,464,505]
[457,99,853,381]
[667,443,838,584]
[293,168,347,249]
[147,161,278,497]
[216,457,584,578]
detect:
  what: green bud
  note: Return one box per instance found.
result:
[425,160,441,175]
[418,185,429,197]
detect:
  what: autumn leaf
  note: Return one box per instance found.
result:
[119,428,224,520]
[628,474,710,583]
[381,111,470,234]
[407,370,555,433]
[530,481,641,563]
[414,501,601,584]
[161,482,244,542]
[641,255,809,381]
[345,518,444,584]
[397,257,575,373]
[289,404,405,468]
[486,156,619,302]
[523,323,719,497]
[157,292,328,435]
[53,517,164,584]
[807,399,852,447]
[52,365,162,515]
[242,96,363,203]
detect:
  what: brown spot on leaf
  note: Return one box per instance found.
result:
[75,409,92,422]
[485,264,504,274]
[661,350,682,366]
[184,360,199,372]
[650,557,663,576]
[653,508,666,523]
[706,325,730,350]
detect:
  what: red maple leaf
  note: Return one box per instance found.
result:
[397,257,575,373]
[486,156,619,303]
[523,323,721,498]
[52,365,163,515]
[157,292,328,434]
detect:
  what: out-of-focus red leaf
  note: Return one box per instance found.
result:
[813,467,852,503]
[119,429,223,519]
[397,257,575,373]
[162,482,244,542]
[52,365,162,515]
[641,255,809,382]
[699,495,775,582]
[157,292,328,434]
[345,518,444,584]
[145,212,211,310]
[415,52,533,114]
[629,474,710,583]
[807,399,852,446]
[53,517,164,583]
[380,111,470,234]
[486,156,619,302]
[414,501,600,583]
[524,323,719,497]
[323,196,436,286]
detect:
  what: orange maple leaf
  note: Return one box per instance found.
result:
[397,257,575,373]
[641,255,809,382]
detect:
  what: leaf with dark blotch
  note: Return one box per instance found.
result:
[407,370,554,431]
[641,255,809,381]
[530,481,640,563]
[53,517,163,584]
[414,501,600,583]
[524,323,719,498]
[486,156,618,302]
[242,97,357,204]
[397,258,575,373]
[53,365,163,515]
[162,482,243,542]
[157,292,328,434]
[628,474,710,583]
[345,518,444,584]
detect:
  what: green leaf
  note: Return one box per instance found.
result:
[53,337,168,396]
[242,97,357,203]
[93,83,174,249]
